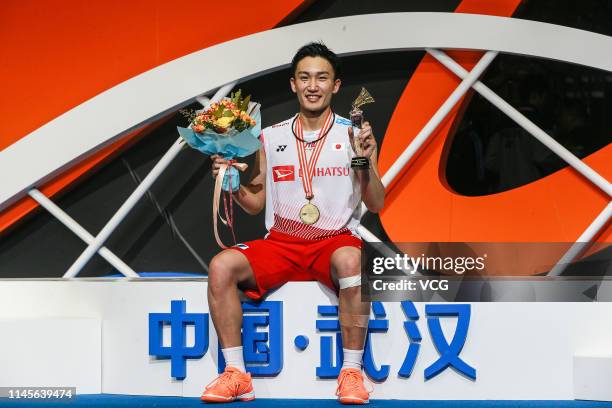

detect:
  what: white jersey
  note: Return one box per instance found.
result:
[260,113,362,240]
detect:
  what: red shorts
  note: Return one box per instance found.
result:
[230,229,362,301]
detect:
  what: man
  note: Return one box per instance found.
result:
[201,42,385,404]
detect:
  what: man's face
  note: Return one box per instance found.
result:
[290,56,341,114]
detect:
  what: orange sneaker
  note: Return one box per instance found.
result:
[336,368,371,405]
[201,366,255,403]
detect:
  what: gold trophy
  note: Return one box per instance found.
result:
[349,87,375,169]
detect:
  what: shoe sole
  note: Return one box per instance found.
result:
[201,391,255,403]
[338,396,369,405]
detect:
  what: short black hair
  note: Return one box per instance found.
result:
[291,42,341,79]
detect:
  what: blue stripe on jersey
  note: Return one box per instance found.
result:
[335,117,352,126]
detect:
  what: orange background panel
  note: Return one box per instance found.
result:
[0,0,307,233]
[0,0,307,149]
[378,0,611,274]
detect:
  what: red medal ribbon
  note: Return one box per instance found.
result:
[213,160,248,248]
[293,110,334,200]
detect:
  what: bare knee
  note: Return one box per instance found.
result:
[331,247,361,280]
[208,251,240,294]
[208,250,254,295]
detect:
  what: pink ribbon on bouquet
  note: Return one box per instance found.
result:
[213,159,248,248]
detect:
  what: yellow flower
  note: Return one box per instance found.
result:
[215,116,235,129]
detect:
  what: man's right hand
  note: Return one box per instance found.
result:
[211,155,229,179]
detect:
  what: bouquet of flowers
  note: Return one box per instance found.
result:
[177,90,261,248]
[177,90,261,191]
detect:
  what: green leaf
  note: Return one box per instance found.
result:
[214,104,224,118]
[223,110,234,117]
[241,94,251,111]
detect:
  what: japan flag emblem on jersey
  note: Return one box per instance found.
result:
[332,142,345,151]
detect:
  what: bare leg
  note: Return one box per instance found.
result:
[330,246,370,350]
[201,250,257,401]
[331,246,372,402]
[207,249,257,348]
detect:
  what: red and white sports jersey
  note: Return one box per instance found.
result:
[260,113,362,240]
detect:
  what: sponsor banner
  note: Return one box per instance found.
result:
[2,281,612,399]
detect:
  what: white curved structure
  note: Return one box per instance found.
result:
[2,12,612,209]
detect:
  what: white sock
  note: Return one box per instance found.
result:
[342,348,364,370]
[222,346,246,372]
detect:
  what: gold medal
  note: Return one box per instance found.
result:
[299,202,320,225]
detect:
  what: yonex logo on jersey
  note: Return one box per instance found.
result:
[234,243,249,250]
[272,165,295,182]
[276,145,287,152]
